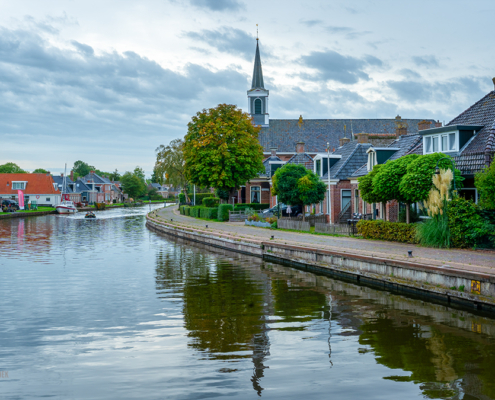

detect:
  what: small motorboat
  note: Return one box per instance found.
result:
[85,212,96,219]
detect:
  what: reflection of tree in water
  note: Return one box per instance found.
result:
[359,313,495,399]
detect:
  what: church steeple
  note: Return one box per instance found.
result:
[248,38,269,127]
[251,40,264,89]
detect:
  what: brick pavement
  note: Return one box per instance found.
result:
[156,206,495,275]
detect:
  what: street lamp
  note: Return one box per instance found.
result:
[327,142,332,224]
[435,157,457,194]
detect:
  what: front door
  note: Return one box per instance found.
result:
[341,190,351,211]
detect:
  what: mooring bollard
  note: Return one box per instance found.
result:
[206,225,208,228]
[408,250,413,258]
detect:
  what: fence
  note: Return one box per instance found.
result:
[315,222,357,236]
[278,219,310,231]
[279,214,326,227]
[229,211,247,222]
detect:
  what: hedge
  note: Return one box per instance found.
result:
[200,207,218,219]
[184,206,191,216]
[187,193,214,205]
[189,206,202,218]
[217,204,233,221]
[357,220,418,244]
[202,197,220,207]
[234,203,269,211]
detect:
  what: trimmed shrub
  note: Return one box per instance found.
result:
[217,204,233,221]
[447,197,494,248]
[357,220,418,244]
[200,207,218,219]
[184,206,191,216]
[178,193,186,204]
[187,193,213,205]
[202,197,220,207]
[190,206,202,218]
[234,203,269,211]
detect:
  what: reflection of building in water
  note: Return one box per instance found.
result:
[154,237,495,400]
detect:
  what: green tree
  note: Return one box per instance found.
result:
[357,164,384,204]
[475,161,495,210]
[133,166,145,183]
[32,168,49,174]
[271,164,326,221]
[109,169,121,181]
[72,160,94,179]
[0,162,27,173]
[183,104,264,198]
[120,171,146,200]
[400,153,463,203]
[372,155,419,223]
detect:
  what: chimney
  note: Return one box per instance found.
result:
[435,120,442,128]
[90,170,95,174]
[492,77,495,90]
[418,120,431,131]
[296,142,305,153]
[270,147,277,157]
[357,133,369,144]
[395,115,407,137]
[70,170,74,181]
[60,173,64,177]
[339,137,351,146]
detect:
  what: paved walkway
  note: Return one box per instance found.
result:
[155,206,495,276]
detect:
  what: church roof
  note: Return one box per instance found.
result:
[251,40,264,89]
[259,118,434,153]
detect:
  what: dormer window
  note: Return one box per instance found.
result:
[366,147,399,171]
[313,154,342,177]
[421,125,483,155]
[12,181,26,190]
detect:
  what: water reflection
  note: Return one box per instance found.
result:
[1,209,495,399]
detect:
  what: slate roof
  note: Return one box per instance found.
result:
[258,118,435,153]
[52,175,74,193]
[73,179,92,193]
[82,172,112,184]
[323,141,372,180]
[445,90,495,173]
[286,152,314,171]
[350,134,423,178]
[261,155,282,177]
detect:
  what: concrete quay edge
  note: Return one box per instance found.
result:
[146,214,495,313]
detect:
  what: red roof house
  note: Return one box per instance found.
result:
[0,173,61,206]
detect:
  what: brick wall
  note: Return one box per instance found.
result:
[387,200,399,222]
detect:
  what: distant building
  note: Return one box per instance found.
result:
[81,171,123,203]
[0,173,61,207]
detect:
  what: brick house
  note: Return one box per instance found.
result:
[82,171,123,203]
[0,173,61,207]
[52,174,82,204]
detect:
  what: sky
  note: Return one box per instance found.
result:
[1,0,495,176]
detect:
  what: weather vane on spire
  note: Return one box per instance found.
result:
[256,24,258,40]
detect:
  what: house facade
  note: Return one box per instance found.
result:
[0,173,61,207]
[81,171,124,203]
[240,39,438,222]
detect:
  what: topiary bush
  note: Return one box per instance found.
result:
[447,197,494,248]
[234,203,269,211]
[357,220,418,243]
[184,206,191,216]
[217,204,233,221]
[202,197,220,207]
[178,193,186,204]
[190,206,202,218]
[199,207,218,219]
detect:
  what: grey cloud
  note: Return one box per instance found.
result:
[412,55,439,68]
[300,19,324,27]
[299,50,383,84]
[183,27,256,60]
[189,0,244,12]
[71,40,94,56]
[326,26,371,40]
[399,68,421,79]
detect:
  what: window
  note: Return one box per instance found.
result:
[341,190,351,211]
[424,132,457,154]
[250,186,261,203]
[316,159,321,176]
[254,99,262,114]
[46,197,50,201]
[12,182,25,190]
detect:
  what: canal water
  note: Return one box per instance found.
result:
[1,206,495,399]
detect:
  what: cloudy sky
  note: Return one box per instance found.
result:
[1,0,495,176]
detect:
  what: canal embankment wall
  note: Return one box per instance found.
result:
[146,214,495,314]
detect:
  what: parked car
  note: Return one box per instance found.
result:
[1,199,19,211]
[260,203,303,218]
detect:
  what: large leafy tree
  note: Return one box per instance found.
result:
[357,164,384,205]
[0,162,26,173]
[32,168,49,174]
[120,170,146,200]
[400,153,463,203]
[372,155,419,223]
[183,104,265,198]
[271,164,326,221]
[475,160,495,210]
[72,160,94,178]
[155,138,189,200]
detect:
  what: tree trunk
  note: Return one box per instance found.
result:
[302,204,306,222]
[406,203,410,224]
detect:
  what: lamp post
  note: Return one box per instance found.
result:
[435,157,457,194]
[327,142,332,224]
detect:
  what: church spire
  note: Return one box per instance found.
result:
[251,39,264,89]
